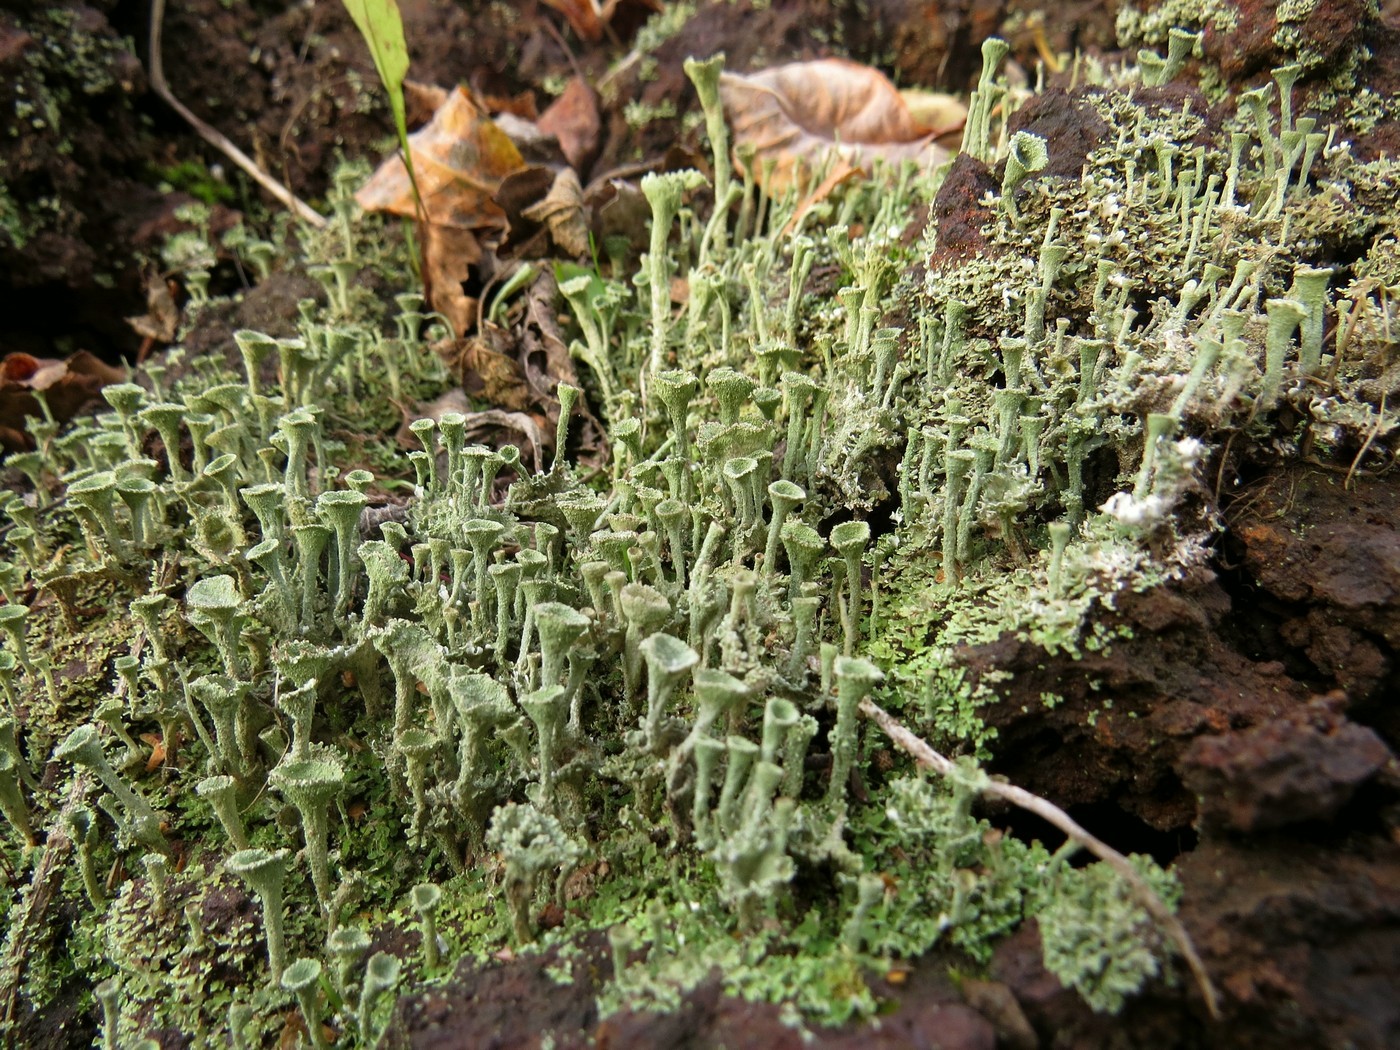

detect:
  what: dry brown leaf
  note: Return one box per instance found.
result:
[586,178,651,249]
[403,79,449,126]
[522,269,578,392]
[139,732,167,771]
[423,224,483,338]
[719,59,951,196]
[542,0,661,41]
[898,88,968,138]
[0,350,127,452]
[541,0,607,42]
[437,325,534,412]
[522,169,590,256]
[538,76,602,173]
[358,87,530,336]
[481,89,539,122]
[495,165,558,219]
[357,86,526,232]
[784,163,864,236]
[125,272,180,343]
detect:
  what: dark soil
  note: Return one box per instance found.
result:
[5,1,1400,1048]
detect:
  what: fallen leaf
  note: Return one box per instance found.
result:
[541,0,607,42]
[522,169,590,256]
[408,389,548,472]
[586,178,651,250]
[541,0,661,41]
[538,76,602,173]
[125,272,180,343]
[522,270,578,392]
[784,163,864,235]
[496,166,558,217]
[719,59,952,195]
[462,408,548,472]
[357,86,526,231]
[422,223,484,338]
[898,88,968,139]
[358,87,528,335]
[481,88,539,121]
[403,79,449,125]
[437,326,534,412]
[0,350,128,452]
[493,114,570,167]
[278,1010,308,1050]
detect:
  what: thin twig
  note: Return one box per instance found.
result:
[1345,390,1388,490]
[147,0,326,227]
[859,697,1222,1020]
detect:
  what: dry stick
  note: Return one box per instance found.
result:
[1345,390,1388,490]
[148,0,326,228]
[858,697,1222,1021]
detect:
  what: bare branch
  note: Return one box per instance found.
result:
[148,0,326,228]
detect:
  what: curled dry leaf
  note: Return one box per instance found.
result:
[403,79,449,126]
[435,325,534,412]
[540,0,661,43]
[522,169,590,257]
[0,351,127,452]
[540,0,609,42]
[719,58,953,195]
[357,86,527,336]
[522,269,578,394]
[899,88,968,141]
[125,272,180,344]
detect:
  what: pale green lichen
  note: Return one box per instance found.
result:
[1,32,1397,1048]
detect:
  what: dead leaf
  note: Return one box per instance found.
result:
[0,350,127,452]
[493,114,570,167]
[719,59,951,195]
[423,224,484,338]
[522,269,578,392]
[481,88,539,122]
[125,272,180,343]
[538,77,602,173]
[542,0,602,41]
[784,163,864,235]
[409,389,548,471]
[522,169,590,256]
[496,166,558,218]
[541,0,661,41]
[404,79,449,126]
[464,408,548,472]
[898,88,968,140]
[437,326,534,411]
[358,87,531,337]
[277,1010,308,1050]
[357,86,526,231]
[586,178,651,250]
